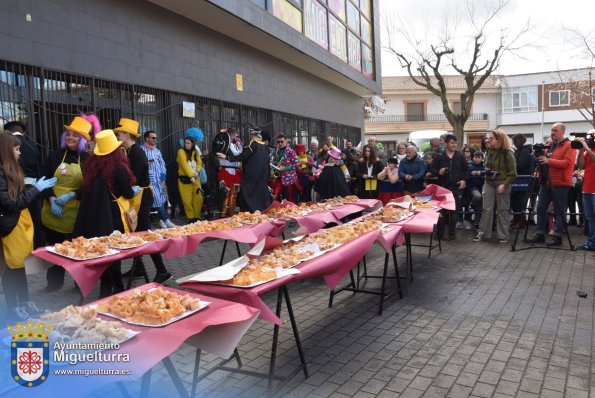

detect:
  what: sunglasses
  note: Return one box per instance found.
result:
[277,140,285,144]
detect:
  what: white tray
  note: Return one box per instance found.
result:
[93,301,210,328]
[45,245,120,261]
[211,268,300,289]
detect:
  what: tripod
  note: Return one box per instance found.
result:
[511,159,574,251]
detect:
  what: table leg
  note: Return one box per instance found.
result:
[392,243,403,299]
[218,240,229,266]
[116,382,131,398]
[161,356,190,398]
[267,288,283,395]
[191,349,201,398]
[140,368,152,398]
[283,286,309,379]
[235,241,241,257]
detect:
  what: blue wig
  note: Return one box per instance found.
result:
[185,127,204,143]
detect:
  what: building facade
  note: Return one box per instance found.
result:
[365,68,595,151]
[498,68,595,140]
[0,0,381,162]
[365,75,499,151]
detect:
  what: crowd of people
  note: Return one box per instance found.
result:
[1,118,594,322]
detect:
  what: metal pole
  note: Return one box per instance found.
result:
[540,80,545,140]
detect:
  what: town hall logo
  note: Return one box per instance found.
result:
[8,321,53,387]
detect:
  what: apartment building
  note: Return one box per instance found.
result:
[366,68,595,150]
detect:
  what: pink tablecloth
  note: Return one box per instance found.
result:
[5,283,259,397]
[295,199,381,233]
[32,220,285,298]
[181,229,384,325]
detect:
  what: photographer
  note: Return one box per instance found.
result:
[473,129,517,243]
[527,123,577,246]
[576,129,595,251]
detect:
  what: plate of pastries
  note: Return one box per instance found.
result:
[48,236,118,260]
[95,287,206,327]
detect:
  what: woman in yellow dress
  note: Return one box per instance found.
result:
[177,137,203,222]
[0,133,56,321]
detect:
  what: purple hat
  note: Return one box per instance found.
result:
[328,148,341,160]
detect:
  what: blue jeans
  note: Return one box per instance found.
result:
[536,185,569,237]
[156,203,169,222]
[583,193,595,248]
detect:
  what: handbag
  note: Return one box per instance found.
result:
[178,176,193,184]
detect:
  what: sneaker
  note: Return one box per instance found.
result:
[498,239,509,244]
[164,219,176,228]
[472,233,485,242]
[577,244,595,251]
[22,301,48,317]
[158,220,167,229]
[463,221,473,230]
[456,221,463,229]
[153,272,172,284]
[526,233,545,244]
[7,307,30,322]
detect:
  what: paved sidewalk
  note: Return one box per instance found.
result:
[9,224,594,398]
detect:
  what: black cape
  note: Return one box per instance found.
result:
[315,165,351,200]
[228,139,271,212]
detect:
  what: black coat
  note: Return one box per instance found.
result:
[315,165,351,199]
[437,151,468,189]
[228,139,272,212]
[73,165,135,238]
[126,143,153,208]
[515,144,533,175]
[356,159,384,198]
[0,168,41,236]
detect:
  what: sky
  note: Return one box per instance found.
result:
[379,0,595,77]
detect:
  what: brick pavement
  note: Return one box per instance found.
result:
[7,222,594,398]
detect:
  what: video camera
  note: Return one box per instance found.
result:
[533,143,550,158]
[479,168,499,180]
[570,132,595,149]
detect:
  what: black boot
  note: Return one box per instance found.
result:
[526,233,545,244]
[546,236,562,247]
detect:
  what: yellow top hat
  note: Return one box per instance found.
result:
[94,129,123,156]
[64,116,92,142]
[113,117,140,137]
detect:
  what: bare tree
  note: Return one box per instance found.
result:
[384,0,533,142]
[562,28,595,127]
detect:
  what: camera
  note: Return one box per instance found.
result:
[533,143,550,158]
[479,168,499,180]
[570,132,595,149]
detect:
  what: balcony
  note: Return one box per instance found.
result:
[365,113,490,135]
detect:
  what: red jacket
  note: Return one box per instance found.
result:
[544,139,576,187]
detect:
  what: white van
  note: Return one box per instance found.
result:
[408,130,449,153]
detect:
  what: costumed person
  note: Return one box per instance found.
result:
[115,118,172,284]
[0,133,56,321]
[216,128,271,212]
[271,133,301,203]
[4,121,44,248]
[73,129,140,298]
[377,157,402,205]
[314,148,351,200]
[42,115,93,292]
[356,144,384,199]
[211,127,242,217]
[142,130,176,228]
[177,136,203,222]
[296,143,314,202]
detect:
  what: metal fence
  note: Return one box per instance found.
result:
[0,59,361,164]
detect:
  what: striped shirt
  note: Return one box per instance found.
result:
[141,143,168,207]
